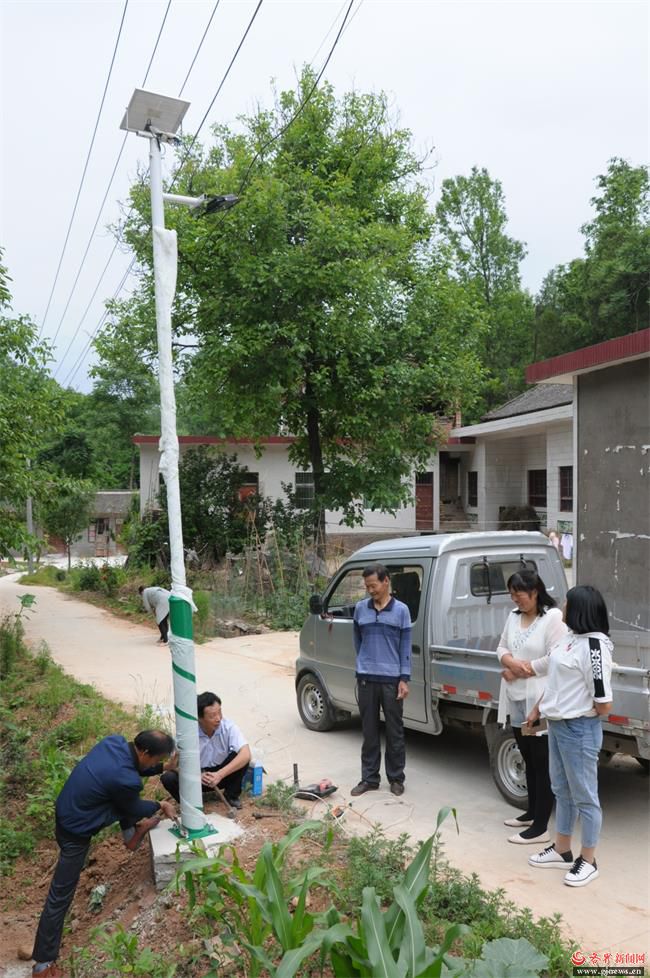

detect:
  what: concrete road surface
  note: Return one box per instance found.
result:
[1,573,648,963]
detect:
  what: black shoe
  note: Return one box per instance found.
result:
[350,781,379,796]
[390,782,405,796]
[225,796,242,810]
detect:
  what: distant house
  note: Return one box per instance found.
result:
[526,327,650,633]
[134,434,436,544]
[64,491,135,559]
[450,384,575,538]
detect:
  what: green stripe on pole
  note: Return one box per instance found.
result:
[174,705,197,722]
[172,662,196,683]
[169,594,193,639]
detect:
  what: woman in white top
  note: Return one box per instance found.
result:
[496,570,567,844]
[527,586,613,888]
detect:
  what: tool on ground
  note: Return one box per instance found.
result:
[292,763,338,800]
[212,784,237,818]
[253,810,282,819]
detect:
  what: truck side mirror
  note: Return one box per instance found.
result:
[309,593,323,615]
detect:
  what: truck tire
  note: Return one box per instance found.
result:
[489,728,528,808]
[635,757,650,774]
[297,674,335,732]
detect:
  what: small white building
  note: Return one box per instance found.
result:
[449,384,575,539]
[134,435,421,540]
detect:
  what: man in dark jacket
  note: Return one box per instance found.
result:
[31,730,176,978]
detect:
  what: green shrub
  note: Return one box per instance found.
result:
[193,590,211,638]
[71,563,102,591]
[0,613,23,677]
[0,819,36,875]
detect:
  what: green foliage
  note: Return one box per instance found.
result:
[121,508,169,569]
[0,818,35,875]
[26,743,75,831]
[93,925,177,977]
[343,826,414,904]
[0,303,65,557]
[178,821,329,977]
[0,612,24,678]
[113,69,482,541]
[175,447,272,562]
[37,478,95,570]
[535,158,649,358]
[254,779,300,814]
[18,565,62,587]
[193,589,210,638]
[39,430,94,479]
[435,166,533,417]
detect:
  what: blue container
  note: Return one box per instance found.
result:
[244,761,264,796]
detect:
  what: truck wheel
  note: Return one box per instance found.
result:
[635,757,650,774]
[489,728,528,808]
[297,674,335,732]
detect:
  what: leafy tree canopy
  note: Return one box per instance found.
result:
[114,69,484,536]
[0,252,66,556]
[534,158,649,359]
[434,167,533,418]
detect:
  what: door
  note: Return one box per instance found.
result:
[312,560,431,723]
[415,472,434,530]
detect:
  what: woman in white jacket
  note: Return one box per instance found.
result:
[497,570,567,844]
[527,586,613,888]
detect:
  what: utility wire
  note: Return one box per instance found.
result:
[208,0,356,241]
[178,0,221,97]
[52,0,173,379]
[39,0,129,340]
[61,0,264,386]
[62,256,135,387]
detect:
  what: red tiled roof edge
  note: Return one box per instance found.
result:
[526,328,650,383]
[132,435,297,445]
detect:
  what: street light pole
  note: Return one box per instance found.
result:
[147,134,207,836]
[122,90,208,838]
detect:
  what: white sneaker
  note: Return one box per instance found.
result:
[528,844,574,868]
[508,831,550,845]
[503,816,533,827]
[564,856,599,887]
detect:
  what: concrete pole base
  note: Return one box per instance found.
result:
[149,816,244,890]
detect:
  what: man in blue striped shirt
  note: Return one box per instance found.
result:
[351,563,411,797]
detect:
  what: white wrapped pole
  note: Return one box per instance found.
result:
[149,136,206,835]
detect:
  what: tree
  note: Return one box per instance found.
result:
[435,167,533,417]
[0,251,66,556]
[115,70,483,544]
[38,479,95,570]
[535,158,649,358]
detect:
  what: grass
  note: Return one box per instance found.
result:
[0,604,146,874]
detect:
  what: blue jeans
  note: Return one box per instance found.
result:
[548,716,603,849]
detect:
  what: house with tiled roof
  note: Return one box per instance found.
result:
[449,383,575,540]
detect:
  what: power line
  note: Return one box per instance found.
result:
[62,256,136,387]
[208,0,356,240]
[39,0,129,340]
[60,0,264,386]
[52,0,173,379]
[178,0,221,97]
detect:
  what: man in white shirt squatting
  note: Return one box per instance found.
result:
[161,692,251,809]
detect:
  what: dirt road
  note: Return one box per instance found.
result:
[1,573,648,964]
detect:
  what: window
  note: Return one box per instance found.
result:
[528,469,547,508]
[238,472,259,502]
[470,559,537,596]
[415,471,433,486]
[467,471,478,508]
[326,565,424,621]
[559,466,573,512]
[295,472,315,509]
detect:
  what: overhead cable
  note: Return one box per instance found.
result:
[39,0,130,340]
[61,0,263,385]
[51,0,173,378]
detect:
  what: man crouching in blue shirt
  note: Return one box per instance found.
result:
[351,564,411,797]
[31,730,177,978]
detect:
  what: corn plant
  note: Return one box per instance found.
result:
[177,821,333,977]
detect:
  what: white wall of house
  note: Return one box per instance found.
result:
[138,441,417,536]
[454,421,574,533]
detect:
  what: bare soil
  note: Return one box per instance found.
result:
[1,797,312,977]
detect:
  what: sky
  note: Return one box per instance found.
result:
[1,0,648,392]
